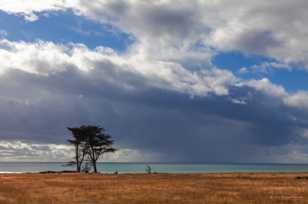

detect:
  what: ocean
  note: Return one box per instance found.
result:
[1,162,308,173]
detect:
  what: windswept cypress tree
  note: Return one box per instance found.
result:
[67,125,116,173]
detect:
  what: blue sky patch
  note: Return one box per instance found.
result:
[212,51,272,74]
[269,69,308,92]
[213,51,308,92]
[0,10,134,52]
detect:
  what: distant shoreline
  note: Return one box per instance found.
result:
[1,162,308,174]
[0,161,308,165]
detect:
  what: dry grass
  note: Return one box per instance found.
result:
[0,173,307,203]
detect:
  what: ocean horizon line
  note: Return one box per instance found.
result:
[1,162,308,174]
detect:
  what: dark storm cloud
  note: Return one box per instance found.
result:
[235,30,282,55]
[78,0,204,37]
[0,63,307,162]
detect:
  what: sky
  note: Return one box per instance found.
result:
[0,0,308,163]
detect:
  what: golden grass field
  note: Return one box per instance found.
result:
[0,173,308,204]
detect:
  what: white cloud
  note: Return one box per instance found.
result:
[0,0,67,20]
[242,78,287,98]
[1,0,308,68]
[204,0,308,66]
[0,39,235,96]
[2,38,308,111]
[0,140,155,162]
[241,78,308,112]
[23,13,39,22]
[0,140,73,161]
[284,91,308,110]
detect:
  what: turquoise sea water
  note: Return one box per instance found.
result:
[1,162,308,173]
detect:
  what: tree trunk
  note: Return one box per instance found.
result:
[77,164,81,172]
[93,160,97,173]
[76,144,80,172]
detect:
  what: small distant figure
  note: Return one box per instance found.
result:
[114,170,118,175]
[145,165,152,174]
